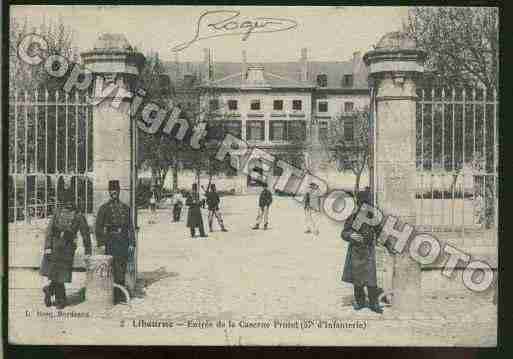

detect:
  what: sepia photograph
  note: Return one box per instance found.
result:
[6,5,499,346]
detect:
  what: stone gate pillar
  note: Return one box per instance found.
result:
[81,34,145,214]
[363,32,426,312]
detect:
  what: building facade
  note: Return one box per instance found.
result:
[165,48,371,191]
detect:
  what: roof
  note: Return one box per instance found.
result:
[207,69,312,89]
[163,59,369,90]
[93,33,133,51]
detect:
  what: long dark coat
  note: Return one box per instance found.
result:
[186,192,204,228]
[95,199,135,260]
[40,207,92,283]
[341,212,378,287]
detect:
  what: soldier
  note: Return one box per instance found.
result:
[148,189,157,224]
[171,191,184,222]
[41,189,92,309]
[205,183,228,232]
[341,187,393,314]
[95,180,136,304]
[304,182,321,236]
[186,183,207,238]
[252,183,273,230]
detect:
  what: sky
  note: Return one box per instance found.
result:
[11,5,409,63]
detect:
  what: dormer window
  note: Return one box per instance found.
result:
[250,99,261,111]
[317,74,328,87]
[342,74,353,87]
[228,100,238,111]
[209,99,219,111]
[318,101,328,113]
[273,100,283,111]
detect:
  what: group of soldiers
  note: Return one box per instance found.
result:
[41,180,135,308]
[179,181,273,238]
[40,178,391,314]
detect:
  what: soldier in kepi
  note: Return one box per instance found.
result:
[95,180,135,304]
[41,189,92,309]
[186,183,208,238]
[204,183,228,232]
[341,187,395,314]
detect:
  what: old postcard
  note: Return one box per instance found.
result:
[7,5,498,346]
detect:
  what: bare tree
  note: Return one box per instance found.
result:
[323,109,370,195]
[407,7,498,91]
[137,52,181,197]
[10,16,76,92]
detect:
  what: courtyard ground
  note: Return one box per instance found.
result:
[8,195,496,346]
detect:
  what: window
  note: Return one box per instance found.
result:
[292,100,302,111]
[344,102,354,113]
[246,120,265,141]
[343,118,354,141]
[228,100,238,111]
[273,100,283,111]
[288,120,306,141]
[206,123,225,142]
[319,121,328,141]
[270,121,286,141]
[318,101,328,112]
[250,99,261,111]
[343,74,353,87]
[316,74,328,87]
[223,120,242,138]
[209,99,219,111]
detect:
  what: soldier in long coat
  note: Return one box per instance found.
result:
[95,180,136,304]
[41,190,92,309]
[341,187,383,313]
[186,183,207,238]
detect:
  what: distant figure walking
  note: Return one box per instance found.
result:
[304,182,321,236]
[172,191,184,222]
[205,184,228,232]
[186,183,207,238]
[252,183,273,230]
[149,190,157,224]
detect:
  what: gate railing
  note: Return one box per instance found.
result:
[415,87,498,233]
[8,88,94,224]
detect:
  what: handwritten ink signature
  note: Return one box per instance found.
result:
[172,10,298,52]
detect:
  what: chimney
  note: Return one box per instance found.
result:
[183,73,195,88]
[203,48,213,81]
[174,52,180,80]
[242,50,248,80]
[352,51,366,88]
[300,48,308,82]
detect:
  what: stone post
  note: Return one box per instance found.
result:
[83,255,114,310]
[364,32,426,312]
[81,34,145,295]
[81,33,144,214]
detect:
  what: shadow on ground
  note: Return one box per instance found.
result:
[63,267,178,306]
[138,266,179,288]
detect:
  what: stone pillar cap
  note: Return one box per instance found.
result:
[81,33,145,75]
[363,31,427,76]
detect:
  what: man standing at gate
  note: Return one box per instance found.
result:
[95,180,135,305]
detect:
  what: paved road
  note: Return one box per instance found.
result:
[8,195,496,346]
